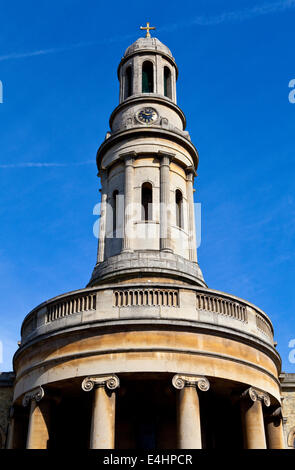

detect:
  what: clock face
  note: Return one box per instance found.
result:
[137,107,158,124]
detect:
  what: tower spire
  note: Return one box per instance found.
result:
[140,22,156,38]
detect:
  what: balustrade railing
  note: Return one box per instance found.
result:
[46,293,96,323]
[256,313,273,338]
[113,288,179,308]
[196,293,247,322]
[20,287,273,344]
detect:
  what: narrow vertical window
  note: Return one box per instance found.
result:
[125,66,132,99]
[142,61,154,93]
[175,190,183,229]
[112,190,119,234]
[141,183,153,221]
[164,67,172,98]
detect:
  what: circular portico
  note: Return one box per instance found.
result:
[9,282,284,449]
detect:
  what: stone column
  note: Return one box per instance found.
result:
[6,406,15,449]
[23,386,50,449]
[82,374,120,449]
[240,387,270,449]
[133,56,141,95]
[97,170,108,263]
[172,374,210,449]
[121,153,135,252]
[186,167,198,263]
[159,152,174,252]
[265,407,285,449]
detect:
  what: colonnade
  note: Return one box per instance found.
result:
[7,374,285,449]
[97,152,198,262]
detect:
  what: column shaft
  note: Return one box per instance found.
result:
[123,155,134,252]
[90,386,116,449]
[97,172,108,263]
[6,418,15,449]
[160,154,172,252]
[186,169,197,262]
[266,419,285,449]
[26,401,50,449]
[241,399,267,449]
[177,386,202,449]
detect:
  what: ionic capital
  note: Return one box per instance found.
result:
[270,406,282,418]
[172,374,210,392]
[241,387,270,407]
[22,386,45,407]
[82,374,120,392]
[265,406,283,424]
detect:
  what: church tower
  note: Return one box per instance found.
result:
[9,26,285,450]
[89,25,205,289]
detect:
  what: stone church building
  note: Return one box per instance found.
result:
[1,26,295,449]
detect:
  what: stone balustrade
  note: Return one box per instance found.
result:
[196,293,247,322]
[256,313,273,339]
[113,288,179,308]
[20,284,274,346]
[46,293,96,323]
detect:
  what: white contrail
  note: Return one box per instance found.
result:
[0,34,134,62]
[160,0,295,30]
[0,1,293,63]
[0,161,93,168]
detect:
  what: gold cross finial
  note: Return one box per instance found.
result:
[140,22,156,38]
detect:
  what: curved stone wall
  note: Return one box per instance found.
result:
[13,283,281,405]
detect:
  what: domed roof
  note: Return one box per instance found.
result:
[124,37,173,59]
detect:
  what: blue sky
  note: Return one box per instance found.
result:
[0,0,294,373]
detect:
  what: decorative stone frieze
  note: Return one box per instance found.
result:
[82,374,120,392]
[172,374,210,392]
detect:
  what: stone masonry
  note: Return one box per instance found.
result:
[280,373,295,448]
[0,372,14,448]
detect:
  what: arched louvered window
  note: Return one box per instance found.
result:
[141,182,153,221]
[164,67,172,98]
[112,190,119,234]
[175,190,183,229]
[125,66,132,99]
[142,61,154,93]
